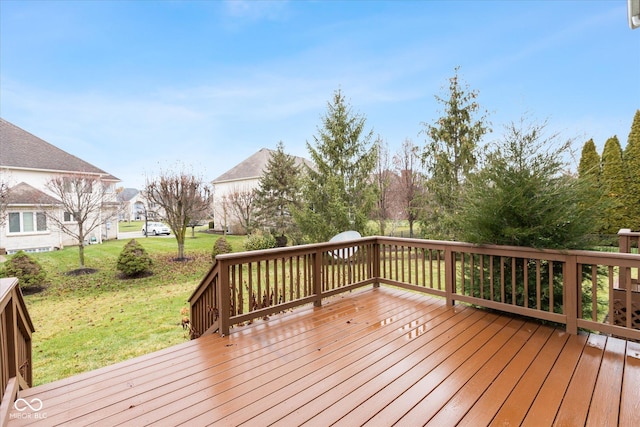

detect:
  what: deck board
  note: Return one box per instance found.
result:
[7,286,640,426]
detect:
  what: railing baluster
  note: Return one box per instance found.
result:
[536,259,541,311]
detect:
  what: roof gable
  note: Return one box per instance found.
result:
[6,182,60,205]
[0,118,119,181]
[116,188,140,202]
[213,148,310,183]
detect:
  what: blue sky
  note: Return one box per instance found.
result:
[1,0,638,189]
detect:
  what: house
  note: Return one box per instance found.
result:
[116,188,144,222]
[0,118,120,254]
[211,147,310,234]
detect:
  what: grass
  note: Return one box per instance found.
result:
[12,226,246,386]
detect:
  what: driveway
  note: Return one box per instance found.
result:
[118,231,172,239]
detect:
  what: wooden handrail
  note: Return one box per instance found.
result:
[190,236,640,341]
[0,277,35,425]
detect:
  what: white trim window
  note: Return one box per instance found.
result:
[8,211,48,233]
[63,211,80,222]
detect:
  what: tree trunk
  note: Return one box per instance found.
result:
[78,226,85,268]
[178,242,185,260]
[78,243,85,268]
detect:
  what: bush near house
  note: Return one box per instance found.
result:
[244,230,277,251]
[211,236,232,260]
[2,251,48,290]
[116,239,153,277]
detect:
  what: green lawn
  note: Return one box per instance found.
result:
[11,228,245,386]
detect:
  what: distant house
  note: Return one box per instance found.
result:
[0,118,120,254]
[116,188,144,222]
[211,148,310,234]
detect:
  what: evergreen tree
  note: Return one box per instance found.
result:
[295,89,378,242]
[421,67,490,239]
[457,119,599,249]
[578,139,601,181]
[624,110,640,230]
[456,119,603,313]
[600,136,627,234]
[577,138,607,235]
[253,142,302,243]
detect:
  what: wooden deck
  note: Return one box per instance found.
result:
[7,286,640,426]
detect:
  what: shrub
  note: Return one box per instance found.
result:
[244,230,277,251]
[116,239,153,277]
[4,251,48,289]
[212,237,232,260]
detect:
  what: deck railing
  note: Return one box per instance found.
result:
[0,277,35,425]
[191,236,640,340]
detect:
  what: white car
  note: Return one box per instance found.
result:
[142,222,171,236]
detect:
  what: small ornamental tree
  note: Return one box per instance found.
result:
[116,239,153,277]
[144,167,212,260]
[4,251,48,289]
[43,174,117,269]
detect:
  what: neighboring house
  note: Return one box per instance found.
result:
[116,188,144,222]
[211,148,310,234]
[0,118,120,254]
[116,188,164,222]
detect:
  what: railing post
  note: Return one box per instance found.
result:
[218,260,230,336]
[618,229,635,291]
[564,255,578,335]
[313,250,323,307]
[6,295,17,380]
[373,239,380,288]
[619,228,632,253]
[445,246,455,307]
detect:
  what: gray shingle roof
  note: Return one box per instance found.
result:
[5,182,60,205]
[213,148,310,183]
[0,118,119,181]
[116,188,140,202]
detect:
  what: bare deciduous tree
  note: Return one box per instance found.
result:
[0,178,9,252]
[0,179,9,229]
[372,137,394,235]
[223,186,256,235]
[144,169,211,260]
[44,174,117,268]
[394,139,424,238]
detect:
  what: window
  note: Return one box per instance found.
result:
[64,211,79,222]
[7,211,47,233]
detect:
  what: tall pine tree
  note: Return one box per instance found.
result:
[577,138,606,234]
[601,136,627,234]
[624,110,640,230]
[295,89,378,242]
[421,67,490,239]
[253,142,302,244]
[578,139,601,181]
